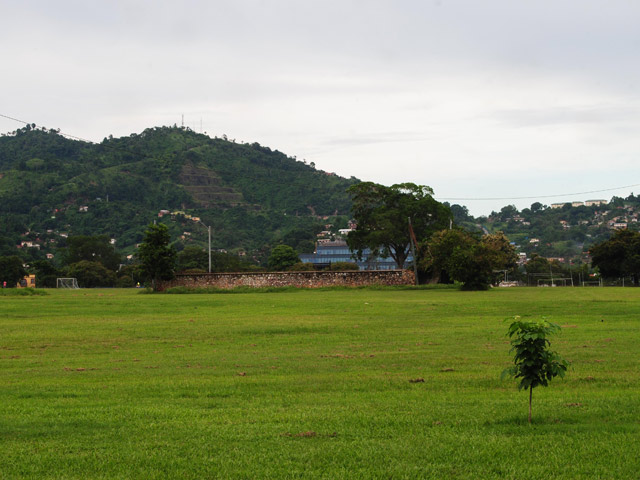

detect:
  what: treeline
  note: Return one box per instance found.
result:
[0,234,263,288]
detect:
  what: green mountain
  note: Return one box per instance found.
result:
[0,125,357,262]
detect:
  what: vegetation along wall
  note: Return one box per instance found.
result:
[159,270,415,290]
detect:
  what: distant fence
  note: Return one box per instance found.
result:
[158,270,415,291]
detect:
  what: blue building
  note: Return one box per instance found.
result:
[299,240,412,270]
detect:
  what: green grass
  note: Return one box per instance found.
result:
[0,288,48,296]
[1,287,638,479]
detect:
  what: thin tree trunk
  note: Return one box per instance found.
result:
[528,385,533,424]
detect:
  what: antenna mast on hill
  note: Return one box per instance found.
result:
[181,114,184,128]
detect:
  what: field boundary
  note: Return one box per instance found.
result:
[158,269,415,291]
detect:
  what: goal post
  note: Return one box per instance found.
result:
[56,278,79,289]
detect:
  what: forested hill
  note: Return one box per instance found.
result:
[0,125,357,260]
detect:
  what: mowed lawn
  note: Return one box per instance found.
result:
[1,287,638,479]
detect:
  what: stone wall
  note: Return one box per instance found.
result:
[158,270,415,291]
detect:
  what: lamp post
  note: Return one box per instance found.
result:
[197,220,211,273]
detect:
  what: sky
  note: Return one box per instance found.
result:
[3,0,640,216]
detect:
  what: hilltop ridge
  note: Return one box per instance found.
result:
[0,125,357,261]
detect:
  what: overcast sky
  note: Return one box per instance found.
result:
[3,0,640,216]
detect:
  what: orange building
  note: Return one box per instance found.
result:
[17,274,36,288]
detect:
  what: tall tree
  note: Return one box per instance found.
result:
[67,260,117,288]
[267,245,300,271]
[591,229,640,284]
[0,256,27,287]
[347,182,451,269]
[63,235,121,271]
[138,223,177,290]
[420,229,517,290]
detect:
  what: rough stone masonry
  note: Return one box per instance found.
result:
[158,270,415,291]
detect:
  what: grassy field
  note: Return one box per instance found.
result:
[1,287,639,479]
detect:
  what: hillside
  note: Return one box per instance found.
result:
[0,124,632,269]
[448,197,640,264]
[0,125,357,262]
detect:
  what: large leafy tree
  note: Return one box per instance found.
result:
[347,182,451,269]
[176,246,209,272]
[0,255,27,287]
[421,229,517,290]
[63,235,121,271]
[591,229,640,284]
[67,260,117,288]
[267,245,300,271]
[30,259,60,288]
[138,223,177,290]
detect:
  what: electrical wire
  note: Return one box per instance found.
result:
[436,183,640,202]
[2,112,638,204]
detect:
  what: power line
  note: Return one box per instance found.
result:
[2,112,639,204]
[436,183,640,202]
[0,112,100,144]
[0,112,170,162]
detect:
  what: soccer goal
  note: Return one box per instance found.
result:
[56,277,79,289]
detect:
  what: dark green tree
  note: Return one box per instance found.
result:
[117,264,145,288]
[267,245,300,271]
[591,229,640,284]
[0,256,27,287]
[63,235,121,271]
[138,223,177,290]
[30,259,60,288]
[176,246,209,272]
[421,230,517,290]
[498,205,518,222]
[347,182,451,269]
[502,318,570,423]
[420,228,476,284]
[530,202,545,213]
[67,260,117,288]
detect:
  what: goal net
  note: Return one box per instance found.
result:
[57,277,79,289]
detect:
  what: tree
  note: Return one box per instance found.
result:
[502,318,570,423]
[530,202,545,213]
[482,232,519,282]
[420,228,476,284]
[138,223,177,290]
[63,235,121,271]
[421,229,517,290]
[347,182,451,269]
[447,203,473,224]
[176,246,209,272]
[67,260,117,288]
[0,256,27,287]
[590,229,640,284]
[30,259,60,288]
[267,245,300,271]
[499,205,518,222]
